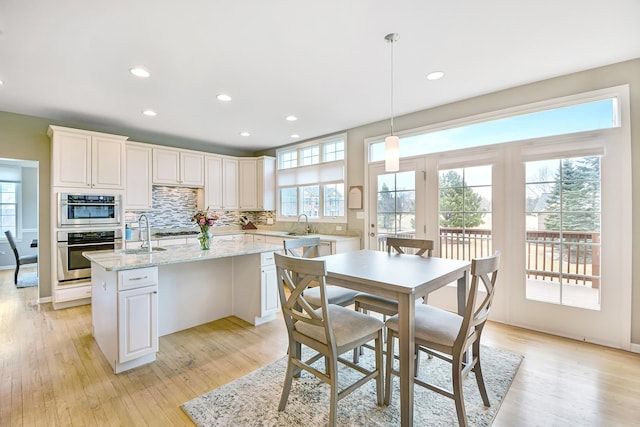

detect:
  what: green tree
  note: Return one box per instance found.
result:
[439,171,485,228]
[377,182,395,230]
[543,157,600,231]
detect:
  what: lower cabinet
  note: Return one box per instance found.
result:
[92,264,158,373]
[232,251,279,325]
[118,285,158,363]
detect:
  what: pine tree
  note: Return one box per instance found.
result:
[439,170,485,228]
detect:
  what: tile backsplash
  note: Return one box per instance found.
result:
[125,186,275,229]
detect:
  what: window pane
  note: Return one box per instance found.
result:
[301,185,319,218]
[525,155,601,310]
[323,183,344,217]
[376,172,416,240]
[280,188,298,217]
[371,98,616,162]
[300,147,320,166]
[439,167,492,261]
[323,140,344,162]
[278,150,297,170]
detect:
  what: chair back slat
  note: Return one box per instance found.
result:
[284,237,321,258]
[275,252,334,346]
[386,237,434,257]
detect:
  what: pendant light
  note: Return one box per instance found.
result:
[384,32,400,172]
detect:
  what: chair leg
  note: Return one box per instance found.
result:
[328,354,339,427]
[384,331,395,405]
[375,329,384,405]
[473,340,491,407]
[452,354,468,427]
[278,356,296,411]
[14,264,19,285]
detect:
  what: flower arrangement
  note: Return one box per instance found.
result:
[191,208,220,249]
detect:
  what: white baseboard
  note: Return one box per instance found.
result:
[630,343,640,354]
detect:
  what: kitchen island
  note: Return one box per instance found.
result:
[84,239,282,373]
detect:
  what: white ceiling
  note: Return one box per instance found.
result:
[1,1,639,152]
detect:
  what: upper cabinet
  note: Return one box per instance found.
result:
[204,155,238,210]
[238,156,275,211]
[49,126,127,190]
[152,147,204,187]
[125,142,153,210]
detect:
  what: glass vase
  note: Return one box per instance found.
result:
[199,231,212,250]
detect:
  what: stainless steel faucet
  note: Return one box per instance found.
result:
[296,214,311,234]
[138,214,152,252]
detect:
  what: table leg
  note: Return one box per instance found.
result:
[397,293,415,427]
[457,271,470,365]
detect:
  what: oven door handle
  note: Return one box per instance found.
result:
[58,241,118,247]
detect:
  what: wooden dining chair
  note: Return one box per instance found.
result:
[384,252,500,427]
[352,237,434,363]
[4,230,38,285]
[274,252,384,427]
[283,237,359,308]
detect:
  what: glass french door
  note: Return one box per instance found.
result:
[367,159,425,251]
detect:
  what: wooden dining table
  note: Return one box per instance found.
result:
[320,249,470,427]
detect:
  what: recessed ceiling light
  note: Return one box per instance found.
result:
[291,134,300,139]
[143,110,157,116]
[0,80,4,85]
[217,94,232,102]
[285,115,298,121]
[129,67,150,78]
[426,71,445,80]
[240,131,250,137]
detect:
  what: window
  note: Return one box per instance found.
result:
[276,134,346,221]
[370,98,618,162]
[1,182,18,237]
[438,165,493,261]
[525,156,601,310]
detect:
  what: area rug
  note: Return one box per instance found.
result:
[16,272,38,288]
[182,345,523,426]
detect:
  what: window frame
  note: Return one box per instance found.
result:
[276,133,347,223]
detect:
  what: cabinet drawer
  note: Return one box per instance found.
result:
[118,267,158,291]
[253,234,266,243]
[55,285,92,302]
[260,251,275,266]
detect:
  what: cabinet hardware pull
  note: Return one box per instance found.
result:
[130,276,148,281]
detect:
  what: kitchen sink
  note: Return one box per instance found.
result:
[119,247,168,255]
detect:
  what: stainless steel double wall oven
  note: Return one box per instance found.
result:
[56,193,123,284]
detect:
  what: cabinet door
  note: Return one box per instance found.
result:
[180,152,204,187]
[261,264,279,316]
[118,285,158,363]
[259,156,276,211]
[92,136,125,189]
[239,159,258,210]
[152,148,180,184]
[125,143,152,209]
[204,156,223,209]
[52,131,92,188]
[222,158,239,209]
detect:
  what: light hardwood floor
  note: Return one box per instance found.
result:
[1,268,639,426]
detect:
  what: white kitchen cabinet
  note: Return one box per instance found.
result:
[49,125,127,190]
[152,147,204,187]
[118,284,158,363]
[238,156,275,211]
[125,142,153,210]
[232,251,279,325]
[204,155,238,210]
[92,265,158,373]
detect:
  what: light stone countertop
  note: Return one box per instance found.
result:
[84,240,282,272]
[241,229,361,242]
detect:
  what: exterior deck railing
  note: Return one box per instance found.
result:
[377,228,600,288]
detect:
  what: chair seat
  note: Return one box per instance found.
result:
[303,285,359,308]
[354,293,399,316]
[19,254,38,265]
[386,304,462,348]
[296,304,384,347]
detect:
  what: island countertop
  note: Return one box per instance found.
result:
[84,240,282,272]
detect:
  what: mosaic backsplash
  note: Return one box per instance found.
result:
[125,186,275,229]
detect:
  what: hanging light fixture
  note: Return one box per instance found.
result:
[384,33,400,172]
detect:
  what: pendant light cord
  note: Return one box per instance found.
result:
[385,33,399,136]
